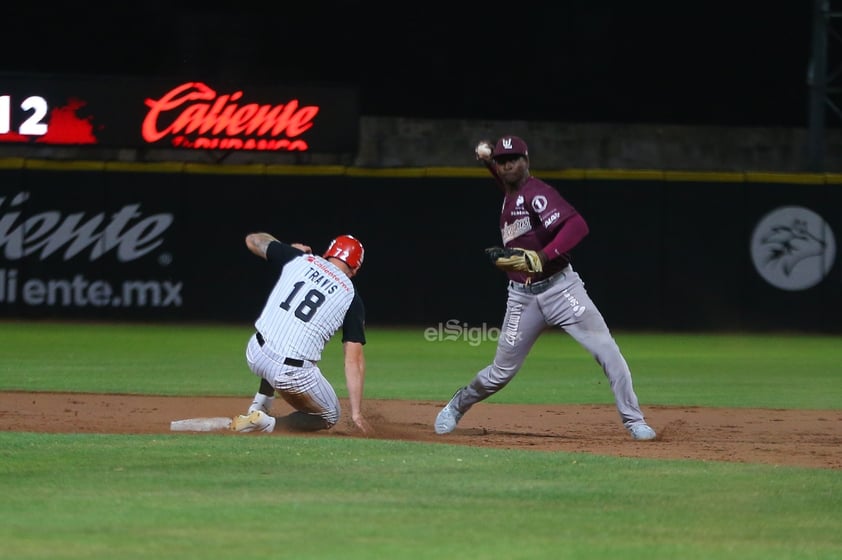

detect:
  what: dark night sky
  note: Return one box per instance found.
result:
[2,2,817,127]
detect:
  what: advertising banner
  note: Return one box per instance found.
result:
[1,167,839,332]
[0,171,185,321]
[0,74,359,153]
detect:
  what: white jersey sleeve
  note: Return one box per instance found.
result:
[255,254,355,362]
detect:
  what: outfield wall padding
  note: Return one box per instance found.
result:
[1,162,840,332]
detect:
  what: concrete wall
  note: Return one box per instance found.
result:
[356,118,842,173]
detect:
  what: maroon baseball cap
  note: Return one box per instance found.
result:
[492,136,529,159]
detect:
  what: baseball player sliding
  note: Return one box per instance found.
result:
[230,232,372,435]
[434,136,656,440]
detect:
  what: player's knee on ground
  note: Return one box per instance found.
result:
[280,410,337,431]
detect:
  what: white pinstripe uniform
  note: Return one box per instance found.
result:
[247,253,356,428]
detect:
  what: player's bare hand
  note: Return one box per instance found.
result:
[351,413,373,435]
[291,243,313,254]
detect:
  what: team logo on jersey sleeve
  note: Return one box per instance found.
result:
[531,196,548,212]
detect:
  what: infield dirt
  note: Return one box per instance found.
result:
[1,391,839,470]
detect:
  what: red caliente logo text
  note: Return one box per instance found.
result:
[142,82,319,151]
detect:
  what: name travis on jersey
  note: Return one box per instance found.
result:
[304,256,352,295]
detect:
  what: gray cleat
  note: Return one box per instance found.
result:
[435,390,464,434]
[628,423,656,440]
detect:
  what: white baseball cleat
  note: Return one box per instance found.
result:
[230,410,276,433]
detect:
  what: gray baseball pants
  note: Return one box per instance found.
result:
[455,265,648,429]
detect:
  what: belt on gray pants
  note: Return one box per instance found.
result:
[509,266,570,295]
[255,332,304,367]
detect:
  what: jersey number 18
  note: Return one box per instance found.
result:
[279,281,325,323]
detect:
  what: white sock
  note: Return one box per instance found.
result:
[248,393,274,414]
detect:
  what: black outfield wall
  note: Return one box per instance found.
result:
[1,161,840,332]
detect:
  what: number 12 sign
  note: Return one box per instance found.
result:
[0,94,49,136]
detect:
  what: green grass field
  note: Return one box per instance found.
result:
[1,321,841,560]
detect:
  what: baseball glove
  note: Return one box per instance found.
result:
[484,246,544,274]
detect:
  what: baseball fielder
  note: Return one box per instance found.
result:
[435,136,656,440]
[230,232,371,434]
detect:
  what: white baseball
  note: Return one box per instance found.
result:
[476,143,492,158]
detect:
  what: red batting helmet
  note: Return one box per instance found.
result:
[324,234,365,269]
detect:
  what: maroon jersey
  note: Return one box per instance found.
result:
[499,176,578,283]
